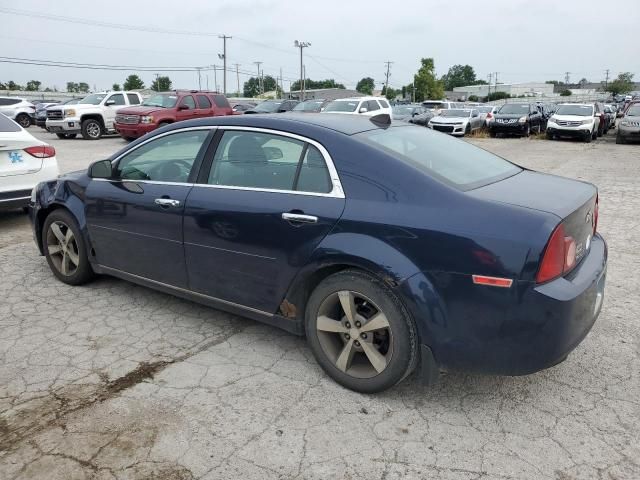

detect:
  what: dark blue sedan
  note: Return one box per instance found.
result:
[29,113,607,393]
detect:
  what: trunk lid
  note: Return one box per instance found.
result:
[0,131,44,177]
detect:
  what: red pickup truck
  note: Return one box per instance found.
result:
[114,90,233,140]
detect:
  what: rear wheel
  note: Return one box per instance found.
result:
[42,209,95,285]
[305,270,418,393]
[16,113,31,128]
[464,123,471,136]
[616,134,625,144]
[81,119,103,140]
[56,133,77,139]
[489,131,496,138]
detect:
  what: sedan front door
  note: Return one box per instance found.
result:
[183,128,345,314]
[85,128,213,287]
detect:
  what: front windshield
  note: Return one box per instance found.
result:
[325,100,359,112]
[142,94,178,108]
[293,100,324,112]
[626,106,640,116]
[392,106,417,116]
[78,94,107,105]
[555,105,594,116]
[440,109,470,117]
[356,126,521,190]
[254,101,282,112]
[498,104,530,114]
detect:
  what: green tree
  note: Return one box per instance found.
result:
[560,89,572,97]
[25,80,41,91]
[381,85,397,100]
[66,82,78,93]
[112,83,121,91]
[123,74,145,90]
[6,80,22,91]
[243,75,277,97]
[487,91,510,101]
[151,76,172,92]
[78,82,90,93]
[414,58,444,101]
[608,72,634,95]
[356,77,375,95]
[467,95,479,102]
[441,64,477,91]
[290,78,345,91]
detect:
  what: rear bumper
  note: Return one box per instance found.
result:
[114,123,157,138]
[0,189,32,209]
[399,234,607,377]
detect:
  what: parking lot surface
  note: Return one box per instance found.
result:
[1,129,639,480]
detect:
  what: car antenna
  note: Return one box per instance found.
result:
[370,113,391,127]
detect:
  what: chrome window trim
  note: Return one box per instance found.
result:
[199,126,345,199]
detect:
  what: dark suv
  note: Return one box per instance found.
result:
[489,103,545,137]
[114,91,233,140]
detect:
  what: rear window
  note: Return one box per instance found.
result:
[213,95,230,108]
[0,113,21,132]
[325,100,359,112]
[379,99,390,108]
[356,126,521,191]
[127,94,140,105]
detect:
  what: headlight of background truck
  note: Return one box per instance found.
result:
[64,109,76,118]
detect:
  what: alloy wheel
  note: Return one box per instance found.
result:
[46,221,80,276]
[315,290,393,378]
[86,121,101,139]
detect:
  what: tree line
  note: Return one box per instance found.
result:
[0,74,173,93]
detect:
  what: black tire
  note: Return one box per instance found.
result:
[523,124,530,137]
[585,132,593,143]
[489,131,496,138]
[81,118,103,140]
[124,136,137,142]
[305,269,418,393]
[546,131,554,140]
[591,128,598,140]
[16,113,32,128]
[56,133,77,139]
[42,209,95,285]
[157,121,171,129]
[616,135,624,144]
[464,123,471,136]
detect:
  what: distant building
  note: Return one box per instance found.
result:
[453,82,554,98]
[288,88,363,101]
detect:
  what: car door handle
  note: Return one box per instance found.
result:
[282,212,318,224]
[155,198,181,207]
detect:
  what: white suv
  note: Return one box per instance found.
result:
[323,97,392,117]
[0,97,36,128]
[45,91,142,140]
[0,114,59,210]
[546,103,600,143]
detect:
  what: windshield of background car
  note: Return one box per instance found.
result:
[626,106,640,116]
[142,94,178,108]
[422,102,444,109]
[477,106,493,113]
[293,101,324,111]
[254,101,282,112]
[555,105,594,116]
[78,94,107,105]
[325,100,359,112]
[0,113,21,132]
[498,104,529,114]
[440,109,469,117]
[357,126,521,191]
[392,106,416,115]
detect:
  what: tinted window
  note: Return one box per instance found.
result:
[356,126,521,191]
[498,104,530,114]
[325,100,358,112]
[208,131,305,190]
[117,130,209,183]
[181,96,196,110]
[379,99,390,108]
[555,105,594,116]
[0,98,21,106]
[0,113,21,132]
[367,100,380,112]
[196,95,212,109]
[127,94,140,105]
[108,94,125,106]
[213,95,230,108]
[296,146,332,193]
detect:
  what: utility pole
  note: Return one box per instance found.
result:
[253,61,262,96]
[565,71,571,85]
[234,64,240,96]
[279,67,283,99]
[196,67,202,90]
[213,66,218,92]
[294,40,311,101]
[411,83,416,103]
[487,73,493,99]
[383,61,393,96]
[218,35,232,95]
[494,72,499,98]
[260,69,264,96]
[604,69,610,91]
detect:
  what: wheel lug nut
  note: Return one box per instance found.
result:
[355,341,360,347]
[355,321,361,328]
[361,333,367,339]
[345,334,350,340]
[345,322,351,329]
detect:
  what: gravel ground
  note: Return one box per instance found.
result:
[0,127,639,480]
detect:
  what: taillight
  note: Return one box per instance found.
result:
[593,195,599,235]
[24,145,56,158]
[536,224,577,284]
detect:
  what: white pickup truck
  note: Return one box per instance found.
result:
[45,91,143,140]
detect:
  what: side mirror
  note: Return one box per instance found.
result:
[359,107,368,114]
[88,159,113,179]
[178,104,189,110]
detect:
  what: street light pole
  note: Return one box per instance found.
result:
[218,35,232,95]
[253,61,263,96]
[294,40,310,101]
[234,64,241,96]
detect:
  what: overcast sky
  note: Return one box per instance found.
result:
[1,0,639,93]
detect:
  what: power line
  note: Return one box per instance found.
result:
[0,56,200,71]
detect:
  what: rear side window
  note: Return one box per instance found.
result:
[197,95,212,109]
[357,126,521,191]
[181,96,196,109]
[212,95,230,108]
[0,113,21,132]
[108,94,125,106]
[379,99,390,108]
[0,98,21,106]
[127,94,140,105]
[367,101,380,112]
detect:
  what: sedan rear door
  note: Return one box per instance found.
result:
[183,128,345,314]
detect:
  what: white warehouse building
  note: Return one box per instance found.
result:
[453,82,555,98]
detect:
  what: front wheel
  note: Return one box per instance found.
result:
[546,131,554,140]
[616,135,625,144]
[489,131,496,138]
[16,113,32,128]
[305,270,418,393]
[523,124,530,137]
[42,209,95,285]
[81,119,103,140]
[56,133,77,139]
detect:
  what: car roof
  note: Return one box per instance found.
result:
[173,112,391,136]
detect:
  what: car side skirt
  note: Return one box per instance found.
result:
[92,264,304,335]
